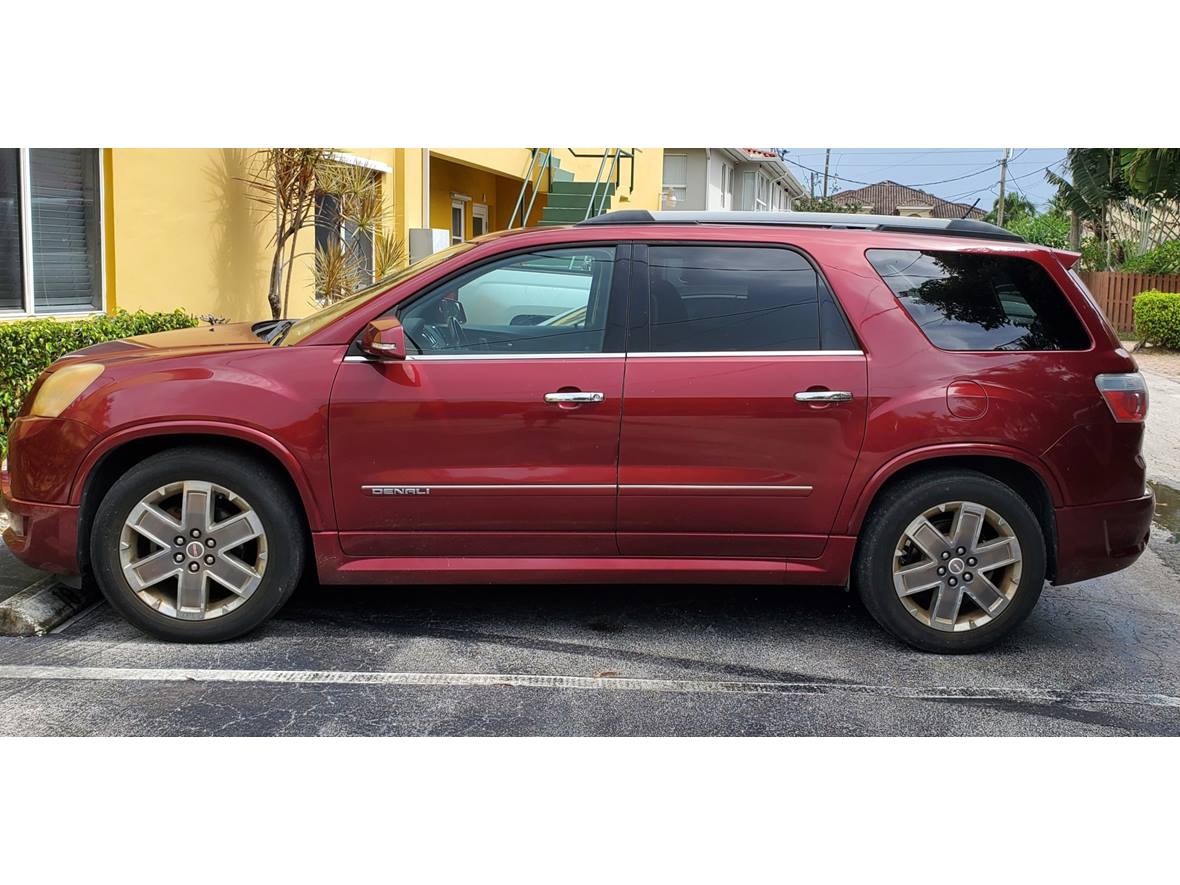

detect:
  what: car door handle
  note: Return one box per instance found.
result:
[794,390,853,402]
[544,391,605,404]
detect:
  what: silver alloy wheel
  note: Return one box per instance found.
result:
[892,500,1023,632]
[118,480,268,620]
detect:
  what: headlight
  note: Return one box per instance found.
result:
[29,363,104,419]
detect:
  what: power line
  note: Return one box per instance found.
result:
[782,156,1000,190]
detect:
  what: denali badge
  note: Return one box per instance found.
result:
[363,485,431,496]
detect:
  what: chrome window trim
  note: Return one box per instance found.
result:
[343,353,626,363]
[626,350,863,358]
[343,351,861,364]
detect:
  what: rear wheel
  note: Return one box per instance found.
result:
[854,470,1045,653]
[90,447,304,642]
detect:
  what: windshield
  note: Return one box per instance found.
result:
[279,242,476,346]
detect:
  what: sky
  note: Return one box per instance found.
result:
[779,148,1068,213]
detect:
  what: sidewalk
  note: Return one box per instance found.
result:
[0,538,47,606]
[1142,368,1180,487]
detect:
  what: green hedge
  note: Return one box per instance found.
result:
[1134,290,1180,349]
[1,309,199,456]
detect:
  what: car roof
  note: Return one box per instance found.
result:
[576,209,1024,243]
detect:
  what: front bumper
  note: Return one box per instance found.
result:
[1053,489,1155,585]
[2,467,80,576]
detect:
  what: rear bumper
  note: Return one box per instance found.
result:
[1053,489,1154,585]
[1,468,80,576]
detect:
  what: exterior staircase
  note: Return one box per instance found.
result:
[508,149,632,229]
[538,180,617,226]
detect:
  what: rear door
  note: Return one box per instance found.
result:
[617,242,867,559]
[329,243,628,558]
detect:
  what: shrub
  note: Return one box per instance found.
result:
[1122,240,1180,275]
[1,309,199,456]
[1006,212,1070,249]
[1134,290,1180,349]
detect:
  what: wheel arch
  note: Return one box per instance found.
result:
[73,425,323,584]
[846,449,1061,582]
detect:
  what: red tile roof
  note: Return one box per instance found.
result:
[741,148,779,160]
[829,180,986,219]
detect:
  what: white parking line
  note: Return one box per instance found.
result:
[0,664,1178,709]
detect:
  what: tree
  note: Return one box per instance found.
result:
[793,196,860,213]
[243,149,331,319]
[1046,149,1130,241]
[984,193,1035,226]
[313,160,407,306]
[1120,149,1180,202]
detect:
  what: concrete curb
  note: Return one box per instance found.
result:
[0,577,99,637]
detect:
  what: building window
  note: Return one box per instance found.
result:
[314,166,379,290]
[662,153,688,209]
[0,148,103,316]
[472,203,489,238]
[755,173,770,211]
[720,164,732,209]
[451,199,465,245]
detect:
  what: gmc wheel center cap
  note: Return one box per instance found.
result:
[186,541,205,559]
[948,558,965,575]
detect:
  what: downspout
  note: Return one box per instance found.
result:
[422,149,430,229]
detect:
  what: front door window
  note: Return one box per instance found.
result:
[398,246,618,355]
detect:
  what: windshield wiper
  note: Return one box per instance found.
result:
[266,319,297,345]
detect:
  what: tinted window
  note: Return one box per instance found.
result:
[644,246,824,352]
[867,249,1089,351]
[398,246,616,355]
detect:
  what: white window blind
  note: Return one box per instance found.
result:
[0,150,22,311]
[29,149,102,312]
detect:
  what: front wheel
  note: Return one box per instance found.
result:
[854,470,1046,654]
[90,447,305,642]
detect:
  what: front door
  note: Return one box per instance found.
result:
[617,243,867,560]
[330,243,628,558]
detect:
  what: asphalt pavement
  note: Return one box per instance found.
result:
[0,531,1178,735]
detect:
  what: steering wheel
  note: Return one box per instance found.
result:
[445,314,468,350]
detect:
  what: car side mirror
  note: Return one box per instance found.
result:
[359,318,407,360]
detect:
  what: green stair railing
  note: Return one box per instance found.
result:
[508,149,636,228]
[508,148,553,229]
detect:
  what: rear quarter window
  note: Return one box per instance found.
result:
[866,249,1090,351]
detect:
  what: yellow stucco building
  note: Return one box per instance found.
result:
[0,148,664,323]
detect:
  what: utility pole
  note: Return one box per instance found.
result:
[822,149,831,199]
[996,147,1010,227]
[810,172,816,199]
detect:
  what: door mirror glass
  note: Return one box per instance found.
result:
[359,318,407,360]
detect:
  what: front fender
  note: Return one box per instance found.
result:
[68,420,332,531]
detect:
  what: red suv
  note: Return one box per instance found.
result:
[1,211,1153,652]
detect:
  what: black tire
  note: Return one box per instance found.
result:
[854,469,1045,654]
[90,447,305,642]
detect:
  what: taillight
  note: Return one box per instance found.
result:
[1095,373,1149,423]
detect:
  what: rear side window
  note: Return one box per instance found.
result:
[867,249,1090,351]
[644,245,845,352]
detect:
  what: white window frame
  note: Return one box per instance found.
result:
[451,197,467,245]
[720,164,733,209]
[662,153,688,210]
[1,148,107,319]
[754,172,770,212]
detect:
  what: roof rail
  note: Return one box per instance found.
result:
[576,210,1025,243]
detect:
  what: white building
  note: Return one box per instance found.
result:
[660,148,805,213]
